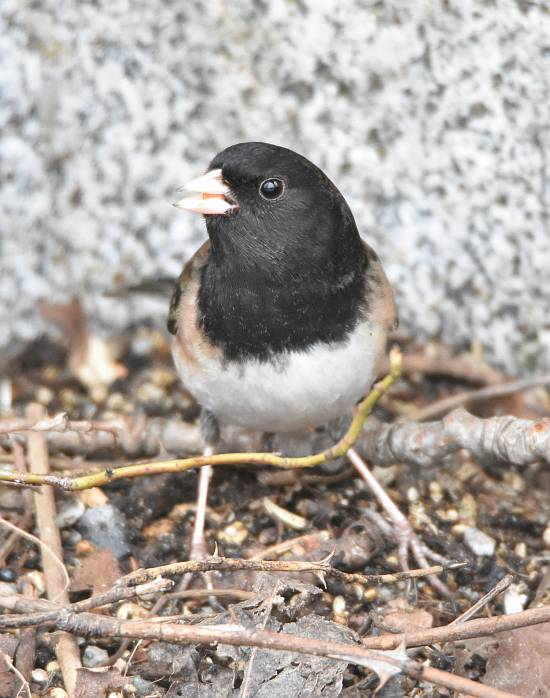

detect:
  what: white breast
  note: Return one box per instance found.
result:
[173,317,386,433]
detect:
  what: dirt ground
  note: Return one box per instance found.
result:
[1,319,549,697]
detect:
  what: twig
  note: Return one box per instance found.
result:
[247,531,331,560]
[0,518,70,596]
[450,574,514,626]
[26,403,82,697]
[0,577,174,630]
[360,603,550,650]
[1,652,31,698]
[0,348,403,490]
[0,412,123,436]
[0,609,520,698]
[14,576,37,685]
[3,407,550,486]
[119,556,466,588]
[410,375,550,422]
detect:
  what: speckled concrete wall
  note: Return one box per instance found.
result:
[1,1,549,373]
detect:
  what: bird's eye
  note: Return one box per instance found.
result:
[259,178,285,200]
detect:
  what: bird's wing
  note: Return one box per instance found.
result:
[167,240,211,335]
[362,240,398,332]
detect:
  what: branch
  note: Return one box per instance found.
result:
[360,407,550,467]
[0,348,403,490]
[0,606,520,698]
[0,412,124,436]
[119,556,467,588]
[0,578,174,630]
[26,404,81,696]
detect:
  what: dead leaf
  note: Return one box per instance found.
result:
[381,597,434,633]
[71,549,122,595]
[74,667,126,698]
[39,297,126,390]
[482,623,550,696]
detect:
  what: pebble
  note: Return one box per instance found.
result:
[35,386,54,405]
[46,660,60,673]
[542,524,550,549]
[514,542,527,558]
[0,568,16,583]
[503,584,528,614]
[57,497,85,528]
[218,521,248,546]
[363,588,378,603]
[131,676,161,697]
[406,486,420,503]
[63,529,83,547]
[82,645,109,668]
[47,689,68,698]
[116,602,149,620]
[463,526,496,556]
[332,595,347,615]
[77,504,131,560]
[31,668,49,684]
[429,481,443,503]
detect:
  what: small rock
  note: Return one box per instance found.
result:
[47,688,68,698]
[463,526,496,557]
[116,602,148,620]
[63,529,83,546]
[32,668,49,684]
[542,524,550,549]
[503,584,528,614]
[429,481,443,503]
[77,504,131,560]
[332,595,346,615]
[218,521,248,545]
[79,487,109,508]
[407,486,419,502]
[0,568,16,583]
[82,645,109,668]
[46,660,60,673]
[514,542,527,558]
[131,676,161,697]
[57,497,85,528]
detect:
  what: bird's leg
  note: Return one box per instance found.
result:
[346,447,452,599]
[178,410,220,595]
[190,458,213,561]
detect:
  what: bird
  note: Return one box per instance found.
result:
[168,142,447,593]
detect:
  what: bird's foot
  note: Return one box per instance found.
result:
[347,447,453,599]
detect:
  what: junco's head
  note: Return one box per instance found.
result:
[176,142,360,271]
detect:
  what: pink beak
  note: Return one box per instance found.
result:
[174,169,237,215]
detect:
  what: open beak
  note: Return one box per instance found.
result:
[174,169,237,215]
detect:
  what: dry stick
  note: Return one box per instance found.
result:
[2,652,31,698]
[410,374,550,422]
[8,582,549,655]
[10,609,520,698]
[3,408,550,492]
[450,574,514,626]
[360,602,550,650]
[120,556,466,589]
[0,412,124,436]
[0,350,402,490]
[26,403,82,698]
[0,518,70,595]
[247,530,331,561]
[0,577,174,630]
[14,577,37,685]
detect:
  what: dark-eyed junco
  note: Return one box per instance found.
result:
[169,142,396,435]
[168,143,452,596]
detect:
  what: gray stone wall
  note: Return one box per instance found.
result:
[1,1,549,373]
